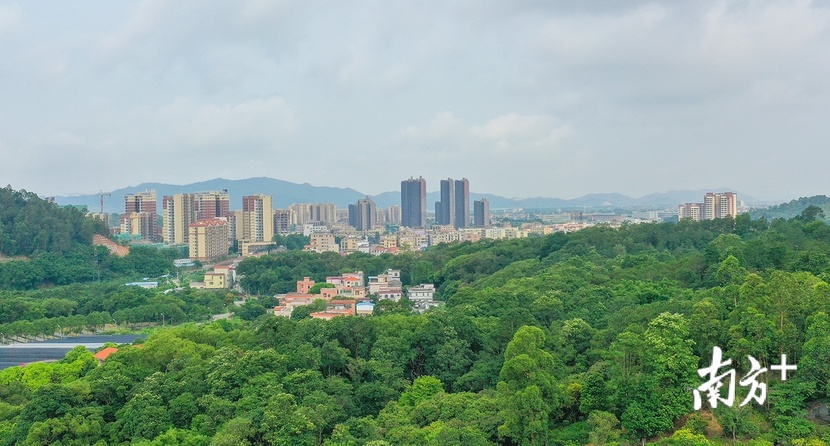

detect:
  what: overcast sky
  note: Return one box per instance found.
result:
[1,1,828,201]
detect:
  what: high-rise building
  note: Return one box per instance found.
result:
[311,203,336,225]
[474,198,490,228]
[680,192,738,222]
[163,194,196,245]
[124,190,157,215]
[703,193,717,221]
[274,209,292,235]
[707,192,738,220]
[349,197,377,231]
[229,210,245,241]
[163,191,231,245]
[194,190,230,220]
[242,195,274,243]
[435,178,456,226]
[701,192,739,220]
[289,203,337,226]
[454,178,470,229]
[678,203,704,221]
[189,219,230,262]
[401,177,426,228]
[387,205,401,225]
[121,212,158,241]
[121,190,158,241]
[434,177,470,228]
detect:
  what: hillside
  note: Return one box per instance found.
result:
[0,186,107,256]
[750,195,830,221]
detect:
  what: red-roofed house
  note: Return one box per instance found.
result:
[94,347,119,363]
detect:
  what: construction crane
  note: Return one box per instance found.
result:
[99,190,111,214]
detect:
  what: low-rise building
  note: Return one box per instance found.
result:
[377,287,403,302]
[340,237,361,254]
[174,258,196,267]
[368,269,402,294]
[407,284,435,301]
[273,293,317,317]
[297,277,315,294]
[406,283,442,313]
[304,233,339,253]
[356,302,375,316]
[204,272,227,289]
[125,281,158,289]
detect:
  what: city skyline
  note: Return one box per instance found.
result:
[1,2,829,201]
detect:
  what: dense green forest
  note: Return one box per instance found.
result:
[750,196,830,222]
[0,187,185,290]
[4,208,830,444]
[0,186,107,257]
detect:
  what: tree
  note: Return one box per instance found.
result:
[662,428,713,446]
[399,376,444,407]
[801,312,830,397]
[114,392,172,442]
[587,410,620,445]
[620,313,697,444]
[309,282,336,295]
[496,326,559,446]
[715,255,748,288]
[799,205,825,223]
[291,299,328,321]
[236,301,267,321]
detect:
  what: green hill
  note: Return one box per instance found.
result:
[0,186,107,256]
[750,195,830,221]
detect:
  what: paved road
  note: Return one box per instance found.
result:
[0,334,146,370]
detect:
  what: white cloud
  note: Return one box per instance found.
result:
[4,1,830,199]
[397,111,573,158]
[398,112,464,142]
[159,96,296,149]
[700,1,828,65]
[234,0,292,26]
[537,4,675,67]
[471,113,572,155]
[98,0,170,58]
[0,3,21,37]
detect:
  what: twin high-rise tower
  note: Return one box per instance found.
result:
[400,177,473,228]
[435,178,470,229]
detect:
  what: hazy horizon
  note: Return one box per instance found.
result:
[2,2,828,202]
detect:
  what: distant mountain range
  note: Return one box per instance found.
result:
[55,178,365,214]
[53,177,763,214]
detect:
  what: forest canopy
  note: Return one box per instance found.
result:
[3,198,830,444]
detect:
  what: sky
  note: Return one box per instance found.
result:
[1,1,829,201]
